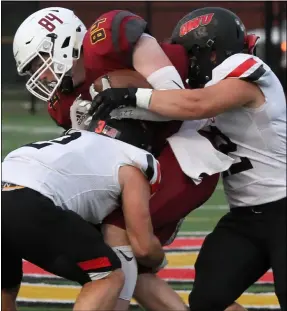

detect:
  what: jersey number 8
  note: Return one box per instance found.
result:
[90,18,107,45]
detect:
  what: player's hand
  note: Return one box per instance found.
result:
[151,255,168,273]
[70,95,93,130]
[89,76,112,100]
[89,87,138,121]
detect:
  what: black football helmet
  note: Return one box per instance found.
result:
[171,7,259,88]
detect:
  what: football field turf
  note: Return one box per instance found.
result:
[2,101,278,310]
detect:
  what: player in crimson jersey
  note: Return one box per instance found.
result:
[12,7,244,311]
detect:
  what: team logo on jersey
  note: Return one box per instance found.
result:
[179,13,214,37]
[90,18,107,45]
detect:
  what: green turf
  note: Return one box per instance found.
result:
[2,105,61,158]
[2,101,275,310]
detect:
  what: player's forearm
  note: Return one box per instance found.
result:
[148,89,208,119]
[130,234,165,268]
[137,79,260,119]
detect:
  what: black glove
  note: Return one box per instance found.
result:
[88,87,138,121]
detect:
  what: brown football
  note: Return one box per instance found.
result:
[93,69,152,92]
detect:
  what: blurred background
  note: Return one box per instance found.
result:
[1,2,286,311]
[2,1,286,110]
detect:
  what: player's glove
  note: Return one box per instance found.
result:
[89,87,138,120]
[88,77,153,121]
[70,95,92,130]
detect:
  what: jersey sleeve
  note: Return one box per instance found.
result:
[210,53,270,86]
[83,10,149,66]
[139,153,161,195]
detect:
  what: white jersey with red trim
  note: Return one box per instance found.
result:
[2,130,160,224]
[205,53,286,207]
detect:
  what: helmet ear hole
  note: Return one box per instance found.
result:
[72,48,79,58]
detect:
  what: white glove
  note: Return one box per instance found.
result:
[89,76,111,100]
[70,95,92,130]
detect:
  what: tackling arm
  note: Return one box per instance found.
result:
[139,78,263,119]
[89,78,263,121]
[119,165,164,268]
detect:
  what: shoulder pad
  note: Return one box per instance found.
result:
[84,10,148,62]
[207,54,271,86]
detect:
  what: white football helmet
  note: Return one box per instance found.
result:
[13,7,87,101]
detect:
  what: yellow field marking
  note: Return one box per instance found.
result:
[19,283,79,301]
[18,284,279,306]
[166,252,197,267]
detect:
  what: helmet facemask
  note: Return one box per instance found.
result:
[25,36,70,101]
[188,39,217,88]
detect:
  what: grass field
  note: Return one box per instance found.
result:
[2,99,277,311]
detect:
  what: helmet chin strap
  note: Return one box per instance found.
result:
[60,72,74,94]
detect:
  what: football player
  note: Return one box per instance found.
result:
[90,7,287,311]
[12,7,245,311]
[2,129,163,311]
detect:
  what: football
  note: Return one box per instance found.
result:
[93,69,152,92]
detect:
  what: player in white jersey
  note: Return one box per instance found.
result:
[2,129,163,311]
[87,7,287,311]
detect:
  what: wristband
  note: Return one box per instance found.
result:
[135,88,153,110]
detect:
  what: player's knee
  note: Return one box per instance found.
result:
[81,268,125,302]
[86,248,123,283]
[102,268,125,287]
[1,286,20,311]
[86,268,125,292]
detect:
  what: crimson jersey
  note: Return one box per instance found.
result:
[47,10,189,130]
